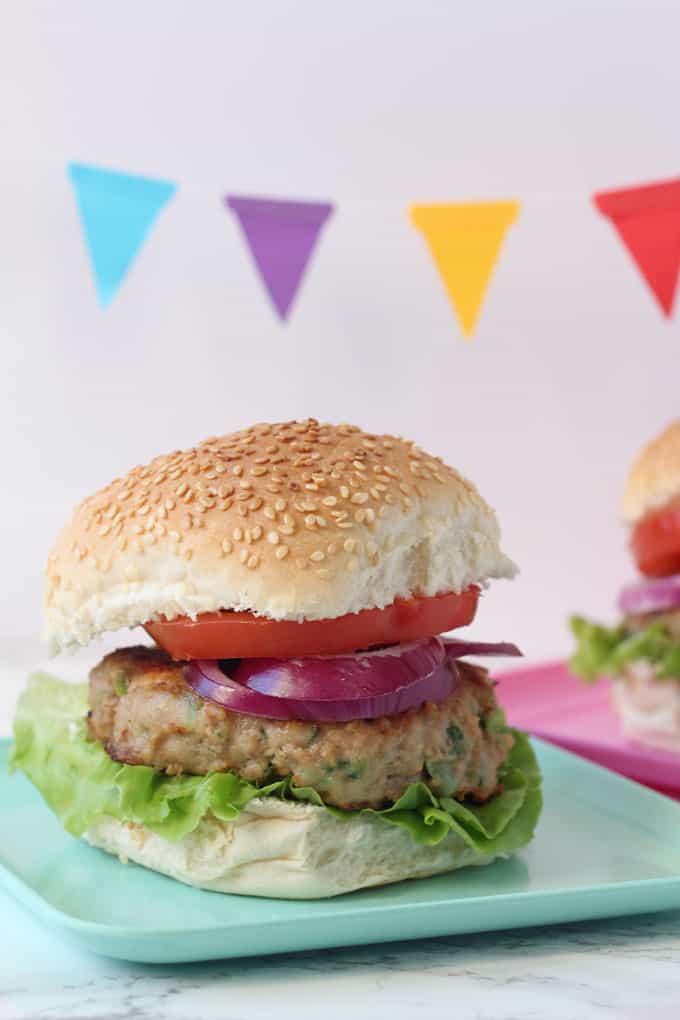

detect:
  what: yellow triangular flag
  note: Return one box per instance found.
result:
[410,201,520,338]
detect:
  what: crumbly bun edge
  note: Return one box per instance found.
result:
[84,795,497,899]
[46,420,517,652]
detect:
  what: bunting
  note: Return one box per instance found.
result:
[68,163,177,307]
[410,201,520,338]
[594,178,680,317]
[225,196,334,321]
[62,160,680,332]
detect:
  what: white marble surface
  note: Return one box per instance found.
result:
[2,639,680,1019]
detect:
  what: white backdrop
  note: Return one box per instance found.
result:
[1,0,679,661]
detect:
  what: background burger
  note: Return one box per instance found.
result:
[571,419,680,753]
[12,419,542,898]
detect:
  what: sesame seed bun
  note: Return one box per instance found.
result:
[622,420,680,524]
[45,420,517,652]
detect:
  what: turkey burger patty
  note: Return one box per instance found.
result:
[88,645,513,811]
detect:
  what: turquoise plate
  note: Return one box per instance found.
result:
[2,736,680,964]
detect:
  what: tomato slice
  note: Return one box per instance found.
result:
[144,587,480,660]
[631,502,680,578]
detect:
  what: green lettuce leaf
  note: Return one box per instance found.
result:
[569,615,680,682]
[10,673,542,854]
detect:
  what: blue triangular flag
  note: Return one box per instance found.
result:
[67,163,177,307]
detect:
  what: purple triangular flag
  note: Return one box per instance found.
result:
[225,196,334,320]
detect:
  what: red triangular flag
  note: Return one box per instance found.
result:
[594,178,680,317]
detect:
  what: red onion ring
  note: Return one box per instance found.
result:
[442,638,522,659]
[184,638,457,721]
[183,637,524,722]
[618,576,680,616]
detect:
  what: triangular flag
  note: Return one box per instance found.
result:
[594,178,680,317]
[68,162,177,307]
[410,201,520,338]
[225,196,334,321]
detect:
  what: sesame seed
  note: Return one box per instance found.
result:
[98,524,111,537]
[247,554,260,570]
[175,482,188,496]
[276,544,289,559]
[232,527,243,541]
[267,530,280,544]
[354,509,365,523]
[364,508,376,524]
[279,524,294,536]
[351,492,368,504]
[222,539,233,555]
[239,548,248,564]
[305,514,317,527]
[327,542,337,555]
[248,497,263,511]
[340,485,350,499]
[274,498,287,512]
[183,547,193,561]
[264,506,276,520]
[336,521,354,529]
[232,464,243,476]
[343,538,356,552]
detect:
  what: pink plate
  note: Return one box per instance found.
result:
[495,660,680,795]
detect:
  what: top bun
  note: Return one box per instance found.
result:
[45,420,517,652]
[623,420,680,524]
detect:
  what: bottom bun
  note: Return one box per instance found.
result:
[611,661,680,754]
[85,797,497,899]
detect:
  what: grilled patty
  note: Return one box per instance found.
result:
[88,645,514,810]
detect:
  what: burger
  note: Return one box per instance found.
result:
[12,420,542,899]
[571,419,680,753]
